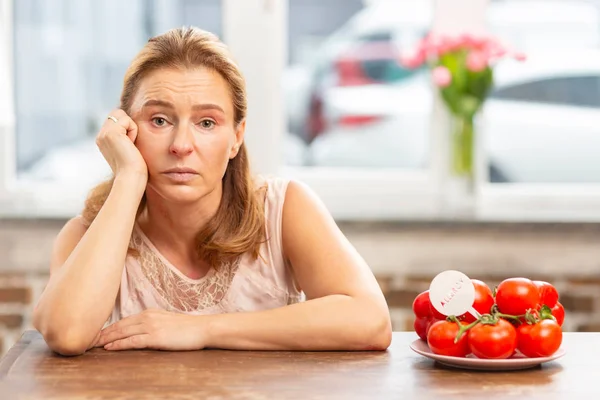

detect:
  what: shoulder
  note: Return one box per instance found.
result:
[253,174,291,198]
[281,179,332,232]
[253,174,328,252]
[252,174,324,219]
[253,174,319,215]
[275,178,337,259]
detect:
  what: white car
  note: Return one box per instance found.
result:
[308,51,600,183]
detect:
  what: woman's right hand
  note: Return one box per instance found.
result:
[96,109,148,182]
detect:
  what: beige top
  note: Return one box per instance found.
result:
[105,175,304,326]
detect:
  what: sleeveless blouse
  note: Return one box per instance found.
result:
[104,175,304,326]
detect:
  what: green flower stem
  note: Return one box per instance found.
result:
[452,115,474,178]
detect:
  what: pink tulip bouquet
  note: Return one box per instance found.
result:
[401,33,526,181]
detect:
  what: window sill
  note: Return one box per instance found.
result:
[3,174,600,223]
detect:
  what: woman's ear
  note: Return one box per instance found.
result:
[230,119,246,159]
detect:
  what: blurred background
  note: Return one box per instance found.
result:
[1,0,600,356]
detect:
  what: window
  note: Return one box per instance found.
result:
[283,0,431,170]
[477,0,600,220]
[14,0,222,185]
[485,75,600,184]
[276,0,439,220]
[3,0,600,222]
[0,0,222,216]
[491,76,600,109]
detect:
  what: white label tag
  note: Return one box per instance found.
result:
[429,270,476,317]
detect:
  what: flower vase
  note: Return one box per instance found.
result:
[444,114,476,218]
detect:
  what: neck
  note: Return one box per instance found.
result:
[139,184,223,259]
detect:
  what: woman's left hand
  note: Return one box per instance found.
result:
[95,309,207,351]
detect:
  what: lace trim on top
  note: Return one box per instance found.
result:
[130,227,240,312]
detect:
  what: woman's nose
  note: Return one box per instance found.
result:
[169,126,194,156]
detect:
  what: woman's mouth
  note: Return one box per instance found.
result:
[162,167,199,183]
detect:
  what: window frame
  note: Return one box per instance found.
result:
[0,0,17,209]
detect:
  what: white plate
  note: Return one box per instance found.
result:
[410,339,566,371]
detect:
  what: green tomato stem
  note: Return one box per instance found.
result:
[539,305,557,322]
[448,315,481,344]
[493,312,523,322]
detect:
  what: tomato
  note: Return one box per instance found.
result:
[459,279,495,323]
[534,281,559,308]
[429,303,447,320]
[467,318,517,359]
[551,302,565,326]
[415,316,446,341]
[495,277,540,316]
[412,290,432,319]
[427,320,470,357]
[414,316,430,341]
[517,319,562,357]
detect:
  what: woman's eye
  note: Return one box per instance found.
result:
[153,117,167,126]
[200,120,215,129]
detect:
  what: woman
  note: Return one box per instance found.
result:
[32,27,392,356]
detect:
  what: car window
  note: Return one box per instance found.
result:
[360,57,421,83]
[356,31,393,42]
[356,29,426,84]
[491,76,600,108]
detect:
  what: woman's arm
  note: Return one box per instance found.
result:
[203,180,392,351]
[33,172,146,356]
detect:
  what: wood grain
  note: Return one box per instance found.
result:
[0,331,593,399]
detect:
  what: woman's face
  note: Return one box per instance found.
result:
[129,67,244,204]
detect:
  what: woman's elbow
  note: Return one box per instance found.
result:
[42,328,91,356]
[367,314,393,350]
[354,307,392,351]
[34,310,92,356]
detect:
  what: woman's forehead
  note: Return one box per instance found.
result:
[132,67,233,115]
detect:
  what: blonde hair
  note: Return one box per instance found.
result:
[82,27,266,267]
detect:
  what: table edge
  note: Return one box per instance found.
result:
[0,330,594,375]
[0,330,40,378]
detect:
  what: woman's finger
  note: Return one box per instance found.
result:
[97,323,146,347]
[106,109,138,142]
[104,334,150,351]
[100,314,144,337]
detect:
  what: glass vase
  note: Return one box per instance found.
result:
[444,114,476,218]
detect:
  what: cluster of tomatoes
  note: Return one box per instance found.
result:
[412,277,565,359]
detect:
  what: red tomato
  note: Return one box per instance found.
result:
[495,277,540,316]
[551,302,565,326]
[460,279,495,322]
[534,281,559,308]
[517,319,563,357]
[414,316,430,341]
[467,318,517,359]
[427,320,470,357]
[412,290,432,319]
[429,303,447,320]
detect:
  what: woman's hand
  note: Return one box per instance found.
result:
[95,309,207,351]
[96,109,148,181]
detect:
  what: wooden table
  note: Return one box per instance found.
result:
[0,330,595,399]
